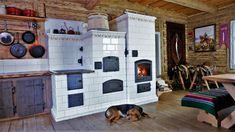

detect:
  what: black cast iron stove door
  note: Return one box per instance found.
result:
[103,79,123,94]
[103,56,119,72]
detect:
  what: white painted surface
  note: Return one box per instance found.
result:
[0,59,48,74]
[45,18,87,34]
[50,13,158,122]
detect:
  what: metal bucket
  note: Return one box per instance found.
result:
[88,13,109,31]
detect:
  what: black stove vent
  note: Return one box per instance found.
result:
[103,79,123,94]
[137,83,151,93]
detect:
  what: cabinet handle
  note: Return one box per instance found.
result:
[13,106,16,114]
[12,87,16,94]
[78,80,82,83]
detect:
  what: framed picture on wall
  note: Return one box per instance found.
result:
[194,24,216,52]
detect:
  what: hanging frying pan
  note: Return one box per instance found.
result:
[29,30,45,58]
[22,22,35,44]
[10,32,27,59]
[0,20,15,46]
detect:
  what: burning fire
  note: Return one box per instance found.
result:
[137,65,148,77]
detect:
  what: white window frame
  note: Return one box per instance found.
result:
[155,32,161,78]
[230,20,235,69]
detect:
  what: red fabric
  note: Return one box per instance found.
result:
[185,93,214,102]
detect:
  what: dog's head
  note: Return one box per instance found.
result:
[126,108,141,121]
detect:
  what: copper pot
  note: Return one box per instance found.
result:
[6,7,22,15]
[23,9,36,17]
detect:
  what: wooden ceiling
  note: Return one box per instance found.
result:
[71,0,235,21]
[127,0,235,16]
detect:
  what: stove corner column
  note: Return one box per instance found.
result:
[116,12,158,105]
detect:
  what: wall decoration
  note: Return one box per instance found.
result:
[194,24,216,52]
[220,24,229,48]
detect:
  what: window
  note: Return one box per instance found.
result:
[231,20,235,69]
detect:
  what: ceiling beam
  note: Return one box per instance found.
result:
[139,0,161,6]
[128,0,142,2]
[100,0,188,23]
[162,0,217,13]
[85,0,100,10]
[72,0,100,10]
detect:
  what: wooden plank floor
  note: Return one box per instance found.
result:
[0,90,235,132]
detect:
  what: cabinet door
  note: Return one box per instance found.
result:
[34,79,44,114]
[16,78,44,116]
[0,81,14,118]
[67,74,82,90]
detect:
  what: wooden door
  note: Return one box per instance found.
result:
[166,22,186,79]
[16,78,44,116]
[0,81,14,118]
[34,79,44,114]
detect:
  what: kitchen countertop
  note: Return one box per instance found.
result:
[0,71,51,79]
[50,69,95,75]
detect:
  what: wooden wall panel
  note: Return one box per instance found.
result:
[186,4,235,73]
[0,0,46,59]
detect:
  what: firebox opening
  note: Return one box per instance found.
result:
[135,59,152,83]
[137,64,150,77]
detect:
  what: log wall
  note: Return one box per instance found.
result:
[0,0,187,73]
[186,4,235,73]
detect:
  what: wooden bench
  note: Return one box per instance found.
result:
[181,87,235,127]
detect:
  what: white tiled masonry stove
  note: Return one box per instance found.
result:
[49,13,158,122]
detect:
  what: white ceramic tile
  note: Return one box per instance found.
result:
[111,38,118,44]
[3,65,15,73]
[50,13,158,121]
[102,38,110,44]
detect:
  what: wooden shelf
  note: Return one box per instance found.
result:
[0,14,46,22]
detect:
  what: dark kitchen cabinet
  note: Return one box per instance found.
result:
[0,75,52,120]
[67,74,83,90]
[16,79,44,116]
[0,81,14,118]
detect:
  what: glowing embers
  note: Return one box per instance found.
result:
[135,60,152,83]
[137,64,150,77]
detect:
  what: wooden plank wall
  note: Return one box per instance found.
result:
[0,0,46,59]
[0,0,188,74]
[186,4,235,73]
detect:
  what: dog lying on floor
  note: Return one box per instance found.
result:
[105,104,149,123]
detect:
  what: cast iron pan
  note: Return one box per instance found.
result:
[29,31,45,58]
[29,44,45,58]
[10,32,27,59]
[0,21,15,46]
[22,31,35,44]
[22,22,35,44]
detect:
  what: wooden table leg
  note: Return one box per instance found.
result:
[197,110,219,127]
[222,83,235,100]
[221,111,235,129]
[189,72,197,90]
[221,83,235,129]
[215,81,219,88]
[178,71,185,90]
[204,80,210,90]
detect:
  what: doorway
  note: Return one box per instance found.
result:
[166,22,186,79]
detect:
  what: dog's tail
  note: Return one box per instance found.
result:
[141,112,150,118]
